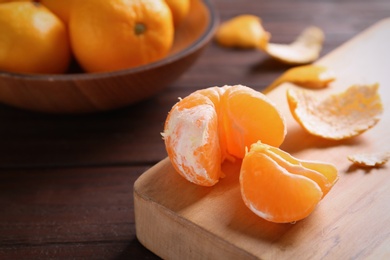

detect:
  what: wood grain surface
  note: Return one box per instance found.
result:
[134,18,390,259]
[1,0,390,259]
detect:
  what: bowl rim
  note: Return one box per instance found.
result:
[0,0,219,82]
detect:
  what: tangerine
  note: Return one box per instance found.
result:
[40,0,73,24]
[69,0,174,72]
[165,0,190,27]
[162,85,286,186]
[0,1,71,74]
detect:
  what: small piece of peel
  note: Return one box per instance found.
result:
[265,64,336,93]
[215,15,324,64]
[215,15,270,49]
[287,83,383,140]
[263,26,324,64]
[348,152,390,167]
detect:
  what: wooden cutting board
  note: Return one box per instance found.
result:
[134,18,390,259]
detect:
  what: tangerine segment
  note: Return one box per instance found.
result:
[265,65,336,94]
[241,148,322,223]
[163,85,286,186]
[240,141,338,223]
[251,142,338,197]
[287,84,383,140]
[220,85,286,159]
[162,91,222,186]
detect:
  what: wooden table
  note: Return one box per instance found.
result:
[1,0,389,259]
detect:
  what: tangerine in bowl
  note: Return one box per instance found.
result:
[0,0,218,114]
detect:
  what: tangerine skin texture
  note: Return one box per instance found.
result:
[69,0,174,72]
[0,2,71,74]
[163,85,286,186]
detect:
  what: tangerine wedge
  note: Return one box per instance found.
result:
[240,141,338,223]
[162,85,286,186]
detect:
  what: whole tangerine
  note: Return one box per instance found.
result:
[0,1,71,74]
[69,0,175,73]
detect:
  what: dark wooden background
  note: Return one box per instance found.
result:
[1,0,389,259]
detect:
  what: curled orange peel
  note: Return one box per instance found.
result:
[287,83,383,140]
[214,15,270,49]
[215,15,324,64]
[263,26,324,64]
[264,64,336,94]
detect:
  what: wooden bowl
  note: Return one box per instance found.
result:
[0,0,218,114]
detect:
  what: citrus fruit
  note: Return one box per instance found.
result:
[240,141,338,223]
[265,65,336,93]
[0,0,29,3]
[69,0,174,72]
[40,0,73,24]
[215,15,270,49]
[0,1,71,74]
[164,0,190,27]
[287,84,383,140]
[162,85,286,186]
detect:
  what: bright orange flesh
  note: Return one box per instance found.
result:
[220,86,286,158]
[163,85,286,186]
[240,142,338,223]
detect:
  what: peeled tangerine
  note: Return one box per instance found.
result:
[287,83,383,140]
[215,15,324,64]
[240,141,338,223]
[162,85,286,186]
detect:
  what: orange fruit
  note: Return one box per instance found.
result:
[164,0,190,27]
[287,84,383,140]
[162,85,286,186]
[69,0,174,73]
[40,0,73,24]
[0,0,29,3]
[240,141,338,223]
[0,1,71,74]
